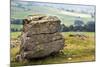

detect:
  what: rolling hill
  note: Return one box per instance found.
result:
[11,1,95,26]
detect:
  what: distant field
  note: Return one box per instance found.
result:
[11,5,93,26]
[11,32,95,67]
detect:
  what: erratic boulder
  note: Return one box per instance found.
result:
[19,15,64,60]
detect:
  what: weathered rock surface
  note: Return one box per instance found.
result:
[23,15,61,34]
[18,15,64,60]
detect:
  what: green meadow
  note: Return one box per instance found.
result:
[11,32,95,67]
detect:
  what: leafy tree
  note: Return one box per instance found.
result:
[74,19,84,27]
[85,21,95,32]
[73,19,84,31]
[60,24,69,32]
[69,25,74,31]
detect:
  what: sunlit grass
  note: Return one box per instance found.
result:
[11,32,21,38]
[11,45,20,62]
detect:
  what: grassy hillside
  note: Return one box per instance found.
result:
[11,4,93,26]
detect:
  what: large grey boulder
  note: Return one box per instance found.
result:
[18,15,64,60]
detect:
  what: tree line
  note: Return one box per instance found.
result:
[61,19,95,32]
[11,18,95,32]
[11,18,23,24]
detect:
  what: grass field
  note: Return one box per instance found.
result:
[10,32,95,67]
